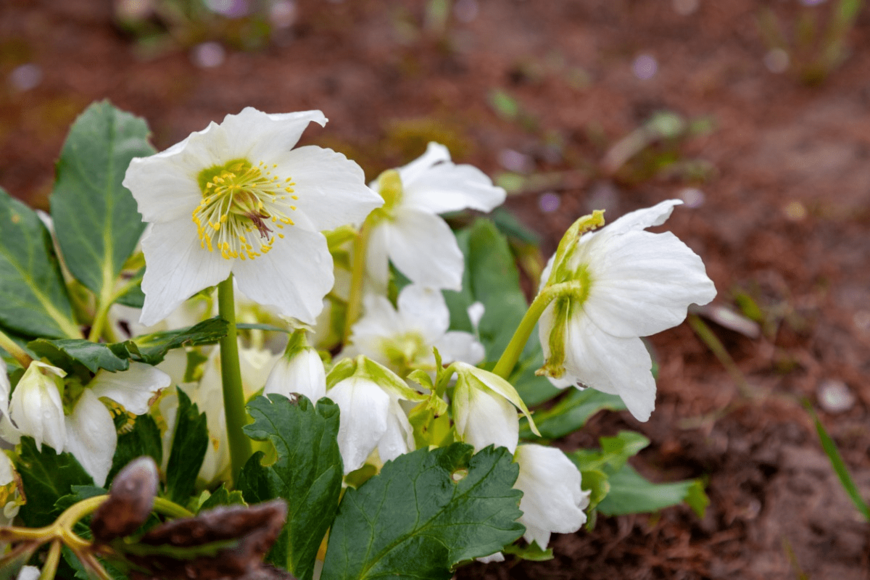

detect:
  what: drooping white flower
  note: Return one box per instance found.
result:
[123,107,383,327]
[264,329,326,402]
[366,143,506,291]
[451,362,538,454]
[513,444,590,549]
[347,284,485,376]
[538,200,716,421]
[0,360,169,486]
[326,356,425,474]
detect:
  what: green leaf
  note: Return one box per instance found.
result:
[502,541,553,562]
[321,444,524,580]
[28,338,130,374]
[165,388,209,504]
[120,316,229,365]
[50,101,154,303]
[569,431,650,475]
[521,389,627,440]
[16,437,95,527]
[236,322,290,333]
[595,464,707,517]
[106,414,163,485]
[578,468,609,512]
[198,484,246,513]
[240,395,344,580]
[0,187,79,338]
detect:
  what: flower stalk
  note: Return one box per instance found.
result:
[344,220,372,342]
[217,276,253,484]
[0,328,32,369]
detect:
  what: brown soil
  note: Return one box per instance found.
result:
[2,1,869,578]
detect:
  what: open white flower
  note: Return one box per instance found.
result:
[366,142,506,291]
[124,107,383,327]
[264,329,326,402]
[347,284,485,376]
[514,444,590,549]
[0,360,169,486]
[451,362,538,454]
[326,356,425,474]
[538,200,716,422]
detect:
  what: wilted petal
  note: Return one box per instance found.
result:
[65,390,118,486]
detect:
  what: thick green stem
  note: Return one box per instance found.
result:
[491,282,582,379]
[344,221,372,342]
[218,276,252,484]
[0,328,32,368]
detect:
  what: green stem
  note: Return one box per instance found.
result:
[491,282,581,379]
[218,276,252,484]
[152,497,194,519]
[0,327,32,368]
[39,539,62,580]
[344,221,372,342]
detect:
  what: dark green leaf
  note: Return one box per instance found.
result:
[165,388,209,504]
[240,395,343,580]
[522,390,627,439]
[0,187,79,339]
[321,444,524,580]
[502,541,553,562]
[595,465,707,517]
[106,414,163,485]
[491,208,541,246]
[569,431,650,476]
[50,101,154,302]
[16,436,95,527]
[28,338,130,374]
[120,316,229,365]
[236,322,290,333]
[198,484,247,513]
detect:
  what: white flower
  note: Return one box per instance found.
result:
[451,362,538,454]
[123,107,383,327]
[0,451,22,527]
[326,356,424,474]
[538,200,716,421]
[264,330,326,402]
[347,284,485,376]
[513,444,590,549]
[15,566,40,580]
[366,143,505,291]
[0,360,169,486]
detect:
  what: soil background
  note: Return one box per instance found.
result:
[1,1,869,579]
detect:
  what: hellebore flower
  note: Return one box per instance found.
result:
[0,448,23,527]
[264,329,326,402]
[538,200,716,421]
[366,142,505,291]
[0,360,170,486]
[451,362,538,454]
[513,444,590,549]
[123,108,383,327]
[347,284,485,376]
[326,356,425,474]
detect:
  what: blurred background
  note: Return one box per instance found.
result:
[1,0,869,578]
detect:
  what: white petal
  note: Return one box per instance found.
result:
[16,566,40,580]
[514,444,589,549]
[453,380,518,454]
[599,199,682,236]
[264,349,326,402]
[579,230,716,337]
[376,397,414,463]
[434,331,485,366]
[233,225,333,325]
[467,302,486,329]
[397,284,450,342]
[9,366,66,452]
[402,162,506,215]
[218,108,327,163]
[88,362,170,415]
[542,308,656,422]
[0,451,14,485]
[364,222,391,293]
[239,347,281,399]
[395,142,451,187]
[476,553,505,564]
[139,218,232,327]
[387,208,464,290]
[270,146,382,231]
[65,390,117,486]
[328,377,390,474]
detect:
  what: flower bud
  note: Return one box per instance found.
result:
[264,330,326,402]
[8,362,66,452]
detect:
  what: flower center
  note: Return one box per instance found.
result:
[380,331,427,374]
[194,159,298,261]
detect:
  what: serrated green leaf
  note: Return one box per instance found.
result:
[240,395,343,580]
[121,316,229,365]
[165,388,209,504]
[569,431,650,476]
[322,444,524,580]
[28,338,130,374]
[595,464,706,517]
[16,436,95,527]
[50,101,154,304]
[198,484,246,513]
[106,414,162,485]
[0,187,79,339]
[521,389,627,440]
